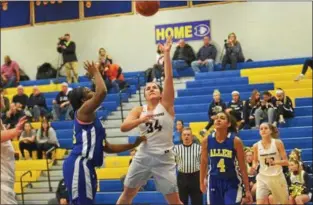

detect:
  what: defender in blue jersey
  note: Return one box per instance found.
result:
[63,61,146,205]
[200,112,252,205]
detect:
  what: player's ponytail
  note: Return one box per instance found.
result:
[268,123,279,139]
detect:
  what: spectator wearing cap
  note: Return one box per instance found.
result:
[191,36,217,73]
[57,33,78,83]
[226,91,244,129]
[199,89,226,137]
[254,91,277,128]
[52,82,73,121]
[12,85,29,110]
[275,88,294,124]
[1,55,20,88]
[27,86,48,122]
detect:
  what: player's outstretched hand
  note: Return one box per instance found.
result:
[15,116,28,132]
[159,36,172,53]
[134,136,147,147]
[84,60,99,78]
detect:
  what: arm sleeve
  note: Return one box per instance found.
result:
[211,46,217,60]
[196,48,201,60]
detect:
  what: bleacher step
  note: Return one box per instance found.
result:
[16,193,55,201]
[42,170,63,177]
[30,181,60,189]
[117,102,140,111]
[102,119,123,128]
[23,187,57,193]
[38,175,63,182]
[18,200,48,205]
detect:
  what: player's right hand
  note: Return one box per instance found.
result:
[134,136,147,147]
[84,61,99,77]
[244,191,253,204]
[139,113,154,123]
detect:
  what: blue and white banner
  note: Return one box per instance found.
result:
[155,20,211,44]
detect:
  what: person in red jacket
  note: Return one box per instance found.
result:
[104,63,126,92]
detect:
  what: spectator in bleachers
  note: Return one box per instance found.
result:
[243,89,261,129]
[12,85,29,110]
[103,63,127,92]
[173,128,202,205]
[57,33,78,83]
[174,120,184,144]
[27,86,48,122]
[221,33,245,70]
[36,119,59,159]
[245,147,258,200]
[98,48,113,65]
[2,103,25,130]
[199,89,226,137]
[52,82,73,121]
[172,39,196,71]
[288,159,312,205]
[1,55,20,88]
[254,91,277,128]
[275,88,294,124]
[145,45,165,83]
[289,148,312,174]
[18,122,37,160]
[225,91,244,130]
[48,178,69,205]
[191,36,217,73]
[0,88,10,118]
[294,57,313,81]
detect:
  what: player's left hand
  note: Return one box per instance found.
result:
[133,136,147,147]
[244,191,253,204]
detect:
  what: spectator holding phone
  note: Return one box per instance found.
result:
[221,33,245,70]
[254,91,277,128]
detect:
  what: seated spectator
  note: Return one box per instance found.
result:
[243,89,261,129]
[48,178,69,205]
[191,36,217,73]
[275,88,294,124]
[27,86,48,122]
[2,103,25,130]
[52,82,73,121]
[225,91,244,130]
[0,88,10,118]
[172,39,196,71]
[145,44,164,83]
[12,85,29,110]
[245,147,258,200]
[1,55,20,88]
[173,120,184,144]
[199,89,226,137]
[36,119,59,159]
[19,122,37,160]
[98,48,113,65]
[295,57,313,81]
[221,33,245,70]
[103,63,127,92]
[289,148,312,174]
[254,91,277,128]
[288,159,312,205]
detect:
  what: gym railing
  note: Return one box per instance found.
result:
[20,170,32,205]
[45,146,56,192]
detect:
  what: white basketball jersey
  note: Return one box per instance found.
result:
[137,103,174,156]
[257,139,282,176]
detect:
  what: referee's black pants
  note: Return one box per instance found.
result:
[177,171,203,205]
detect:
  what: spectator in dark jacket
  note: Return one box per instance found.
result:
[199,89,226,137]
[172,39,196,71]
[254,91,277,128]
[226,91,244,129]
[57,33,78,83]
[12,85,29,110]
[52,82,73,121]
[275,88,294,124]
[191,36,217,73]
[243,89,261,129]
[27,86,48,122]
[48,178,69,205]
[2,103,25,130]
[222,33,245,70]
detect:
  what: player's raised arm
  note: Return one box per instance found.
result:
[160,36,175,110]
[77,61,107,122]
[200,137,208,193]
[103,136,147,153]
[1,116,27,142]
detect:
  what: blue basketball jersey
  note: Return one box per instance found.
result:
[207,132,238,179]
[70,114,106,167]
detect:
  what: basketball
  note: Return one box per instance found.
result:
[136,1,160,17]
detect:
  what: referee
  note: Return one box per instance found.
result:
[173,127,202,205]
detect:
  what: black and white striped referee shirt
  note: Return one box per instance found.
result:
[173,143,201,174]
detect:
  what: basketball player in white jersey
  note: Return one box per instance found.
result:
[116,36,182,205]
[252,122,289,204]
[1,93,27,204]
